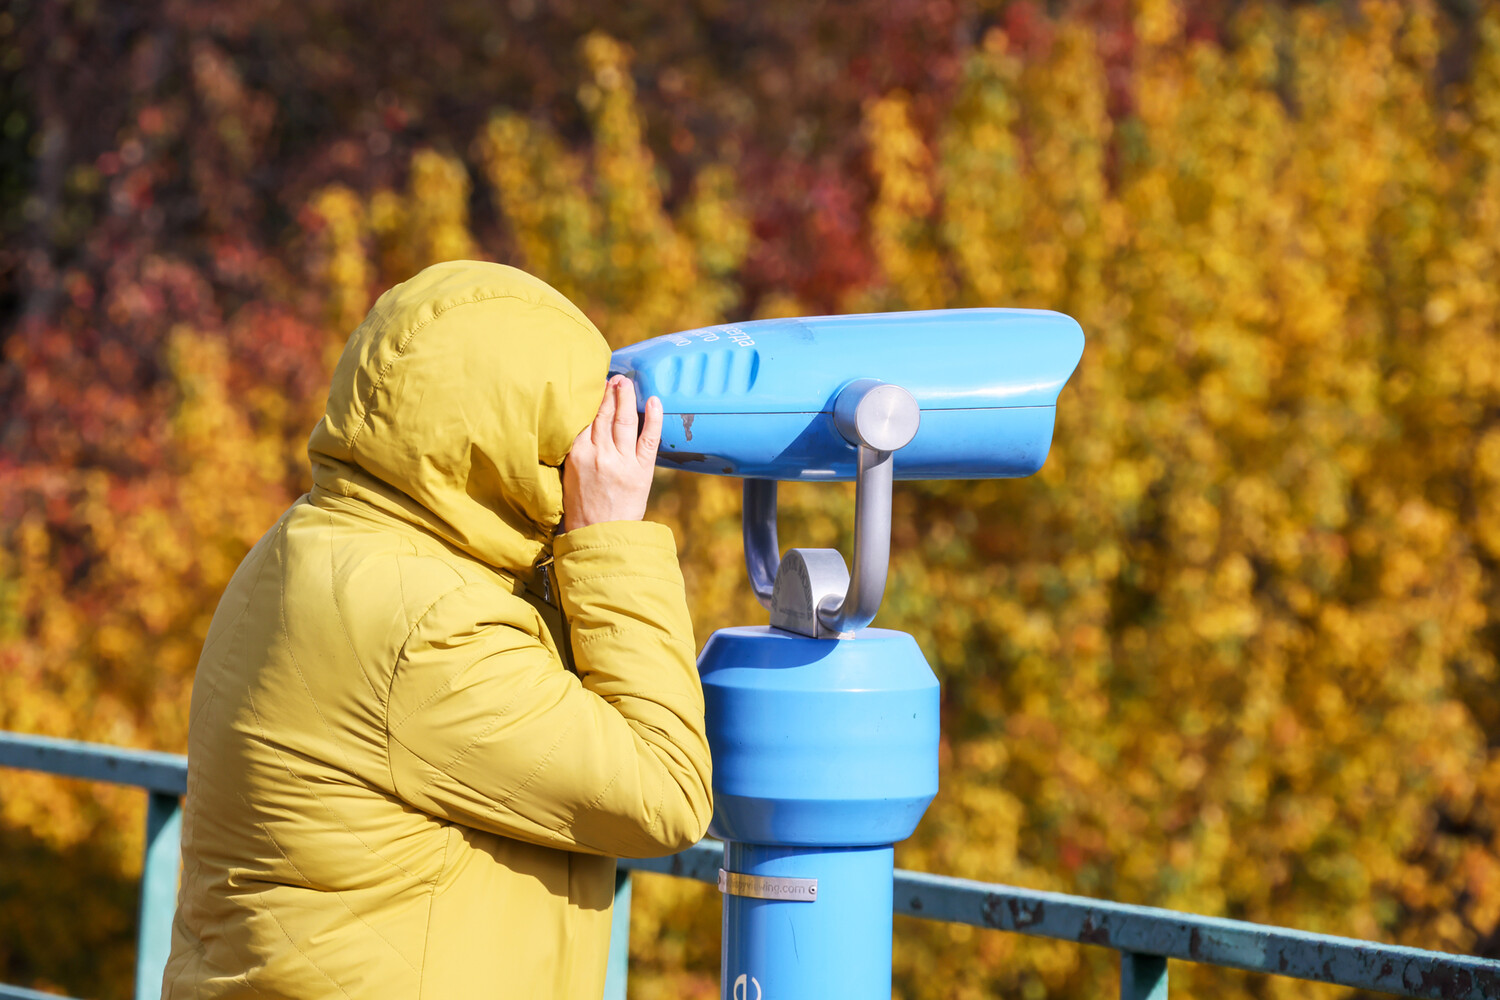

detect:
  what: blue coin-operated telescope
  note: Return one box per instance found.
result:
[613,308,1083,1000]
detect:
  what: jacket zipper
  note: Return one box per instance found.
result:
[538,558,554,605]
[535,558,576,675]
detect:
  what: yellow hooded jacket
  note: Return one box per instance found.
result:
[162,261,713,999]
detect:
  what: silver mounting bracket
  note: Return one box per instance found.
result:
[770,548,854,639]
[743,378,920,639]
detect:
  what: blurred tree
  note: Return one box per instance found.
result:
[3,2,1500,999]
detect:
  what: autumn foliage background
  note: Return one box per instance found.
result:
[4,0,1500,997]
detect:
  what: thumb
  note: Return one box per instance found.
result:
[636,396,663,466]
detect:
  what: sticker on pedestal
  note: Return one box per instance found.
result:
[718,868,818,902]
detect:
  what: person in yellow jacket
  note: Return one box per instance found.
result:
[161,260,713,998]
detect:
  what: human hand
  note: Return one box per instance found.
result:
[562,375,663,533]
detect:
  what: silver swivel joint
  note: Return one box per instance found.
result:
[750,380,920,639]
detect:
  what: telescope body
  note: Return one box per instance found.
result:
[610,308,1085,481]
[609,307,1084,1000]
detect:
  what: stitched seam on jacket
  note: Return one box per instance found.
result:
[250,891,356,999]
[193,532,267,665]
[389,638,528,735]
[385,583,471,798]
[202,942,269,999]
[255,820,422,973]
[388,585,549,777]
[414,824,451,1000]
[575,625,694,656]
[191,516,285,728]
[169,858,267,998]
[398,647,531,772]
[434,708,578,815]
[245,684,431,886]
[346,293,597,452]
[166,927,222,1000]
[387,671,461,733]
[556,569,684,587]
[648,756,668,837]
[197,713,345,998]
[571,625,624,649]
[325,508,380,700]
[447,693,519,773]
[436,684,535,774]
[558,542,674,559]
[389,724,618,847]
[277,569,359,775]
[396,553,412,633]
[556,532,673,554]
[416,881,437,1000]
[388,730,530,825]
[386,584,534,731]
[558,757,626,835]
[493,714,576,812]
[386,585,589,823]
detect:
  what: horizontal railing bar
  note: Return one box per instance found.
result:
[0,731,187,796]
[622,838,723,883]
[2,734,1494,1000]
[0,985,87,1000]
[622,843,1500,1000]
[893,870,1497,1000]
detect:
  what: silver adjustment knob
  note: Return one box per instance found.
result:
[832,379,920,453]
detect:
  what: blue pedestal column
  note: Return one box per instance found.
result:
[699,626,940,1000]
[720,843,895,998]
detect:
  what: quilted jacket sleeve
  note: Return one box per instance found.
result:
[385,520,712,858]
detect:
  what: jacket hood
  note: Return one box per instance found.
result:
[308,261,610,578]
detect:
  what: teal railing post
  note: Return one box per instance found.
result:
[1121,952,1168,1000]
[134,790,182,1000]
[602,869,633,1000]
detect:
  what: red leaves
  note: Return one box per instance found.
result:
[744,155,875,312]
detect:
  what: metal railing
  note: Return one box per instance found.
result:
[0,733,185,1000]
[2,730,1497,1000]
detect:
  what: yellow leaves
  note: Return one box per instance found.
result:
[366,149,480,286]
[478,112,600,303]
[579,33,699,338]
[1176,555,1261,645]
[305,185,372,334]
[864,92,948,310]
[1166,491,1221,564]
[940,33,1023,306]
[1473,429,1500,558]
[10,5,1500,997]
[407,149,479,267]
[681,164,751,317]
[913,4,1500,957]
[478,36,748,345]
[366,187,407,278]
[866,94,936,218]
[1135,0,1184,49]
[986,598,1060,662]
